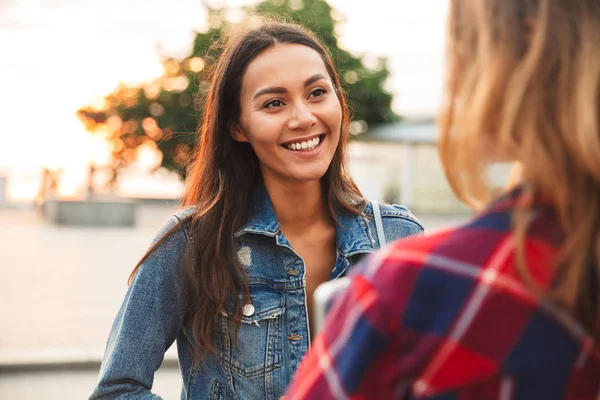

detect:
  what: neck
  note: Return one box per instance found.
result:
[262,175,331,233]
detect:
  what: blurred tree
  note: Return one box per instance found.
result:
[77,0,399,179]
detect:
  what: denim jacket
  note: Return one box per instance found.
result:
[90,186,423,400]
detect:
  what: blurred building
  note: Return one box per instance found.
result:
[0,174,6,207]
[348,120,511,214]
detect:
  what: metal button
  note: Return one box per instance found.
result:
[242,303,255,317]
[287,269,299,276]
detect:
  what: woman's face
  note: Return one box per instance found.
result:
[234,43,342,186]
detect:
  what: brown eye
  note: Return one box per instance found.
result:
[309,88,327,98]
[264,99,285,109]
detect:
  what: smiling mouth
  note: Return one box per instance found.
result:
[281,134,326,151]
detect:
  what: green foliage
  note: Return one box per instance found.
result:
[77,0,399,179]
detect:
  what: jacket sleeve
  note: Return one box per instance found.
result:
[89,214,190,400]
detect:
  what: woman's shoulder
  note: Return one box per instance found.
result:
[169,206,196,227]
[129,207,198,286]
[363,201,424,235]
[149,206,197,250]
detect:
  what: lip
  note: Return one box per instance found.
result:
[281,134,326,159]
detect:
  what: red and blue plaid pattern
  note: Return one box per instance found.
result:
[287,189,600,399]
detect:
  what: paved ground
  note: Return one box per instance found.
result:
[0,203,469,399]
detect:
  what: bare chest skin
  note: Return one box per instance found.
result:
[285,226,337,338]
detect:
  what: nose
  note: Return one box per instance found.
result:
[287,102,317,131]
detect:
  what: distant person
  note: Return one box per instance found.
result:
[86,163,96,199]
[35,167,60,206]
[89,19,422,399]
[286,0,600,398]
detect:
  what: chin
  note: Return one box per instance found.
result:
[290,167,329,183]
[294,173,327,183]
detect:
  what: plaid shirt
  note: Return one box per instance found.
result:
[287,189,600,399]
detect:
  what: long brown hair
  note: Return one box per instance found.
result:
[129,19,364,365]
[439,0,600,338]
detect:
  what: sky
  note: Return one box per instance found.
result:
[0,0,448,199]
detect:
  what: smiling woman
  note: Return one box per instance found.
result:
[90,18,423,400]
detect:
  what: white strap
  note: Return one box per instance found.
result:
[371,200,387,248]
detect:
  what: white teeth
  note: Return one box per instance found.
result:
[284,136,322,151]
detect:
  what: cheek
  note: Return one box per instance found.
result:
[323,100,343,136]
[245,116,284,146]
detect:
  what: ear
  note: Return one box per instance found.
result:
[231,123,250,143]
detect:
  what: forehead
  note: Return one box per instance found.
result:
[242,43,331,94]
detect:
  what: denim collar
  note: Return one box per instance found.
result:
[236,183,374,257]
[235,184,281,238]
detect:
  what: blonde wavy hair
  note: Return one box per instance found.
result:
[439,0,600,338]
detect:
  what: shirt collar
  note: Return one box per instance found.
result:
[236,183,374,256]
[235,183,280,237]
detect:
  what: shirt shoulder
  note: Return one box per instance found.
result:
[361,220,497,303]
[363,201,424,242]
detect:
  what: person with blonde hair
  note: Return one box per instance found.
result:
[286,0,600,398]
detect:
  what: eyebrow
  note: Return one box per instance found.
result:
[252,73,328,101]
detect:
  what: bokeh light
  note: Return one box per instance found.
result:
[185,57,205,73]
